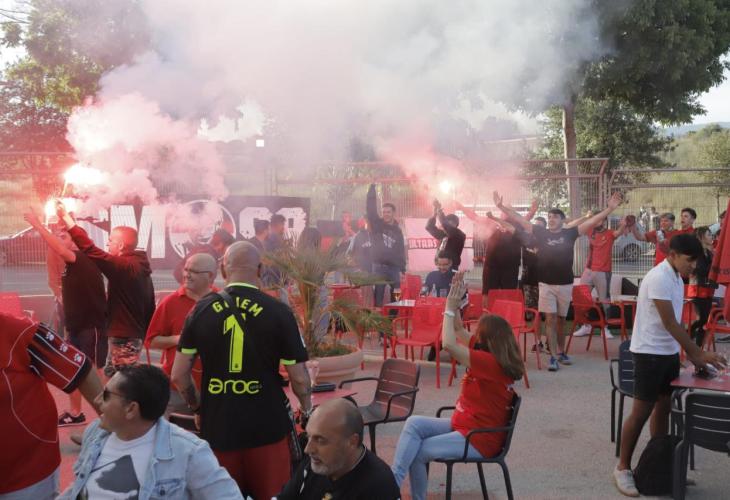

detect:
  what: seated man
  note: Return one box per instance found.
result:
[277,399,400,500]
[60,365,242,500]
[422,251,455,297]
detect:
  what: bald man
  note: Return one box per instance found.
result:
[172,241,312,499]
[278,399,401,499]
[145,253,217,414]
[57,202,156,378]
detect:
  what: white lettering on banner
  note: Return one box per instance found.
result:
[277,207,307,239]
[109,205,167,258]
[239,207,273,239]
[404,217,475,272]
[83,202,308,260]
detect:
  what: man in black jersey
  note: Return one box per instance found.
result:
[25,210,107,427]
[278,398,400,500]
[172,241,312,499]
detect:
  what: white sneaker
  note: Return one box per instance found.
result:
[604,328,615,339]
[613,467,639,497]
[573,324,592,337]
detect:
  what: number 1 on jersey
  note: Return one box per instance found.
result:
[223,315,244,373]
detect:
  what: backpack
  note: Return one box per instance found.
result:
[632,435,678,496]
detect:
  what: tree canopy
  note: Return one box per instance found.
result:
[0,0,150,151]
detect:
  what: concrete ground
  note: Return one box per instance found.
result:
[51,331,730,499]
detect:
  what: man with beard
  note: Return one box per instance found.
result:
[277,399,400,500]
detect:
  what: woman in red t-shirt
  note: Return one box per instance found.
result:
[391,273,524,500]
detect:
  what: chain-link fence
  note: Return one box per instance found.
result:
[607,168,730,278]
[4,152,727,294]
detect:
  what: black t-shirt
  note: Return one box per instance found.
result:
[62,250,106,332]
[423,269,454,297]
[486,231,522,270]
[532,225,580,285]
[178,283,308,451]
[278,449,401,500]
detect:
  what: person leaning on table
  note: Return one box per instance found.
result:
[612,234,727,497]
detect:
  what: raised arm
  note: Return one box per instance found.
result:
[577,192,623,236]
[612,219,628,238]
[631,223,648,241]
[525,199,539,221]
[24,210,76,263]
[426,202,447,240]
[452,200,480,221]
[494,191,532,233]
[366,184,381,229]
[486,212,515,234]
[564,211,592,229]
[437,209,462,238]
[442,272,471,367]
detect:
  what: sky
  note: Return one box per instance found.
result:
[695,68,730,124]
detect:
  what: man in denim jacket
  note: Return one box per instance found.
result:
[60,365,241,500]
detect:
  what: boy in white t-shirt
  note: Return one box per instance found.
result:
[613,234,727,497]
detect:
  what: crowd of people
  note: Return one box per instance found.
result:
[1,188,728,499]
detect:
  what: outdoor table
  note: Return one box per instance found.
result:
[383,299,416,314]
[671,366,730,393]
[285,386,357,409]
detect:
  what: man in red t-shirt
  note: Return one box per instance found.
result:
[1,313,102,498]
[632,209,696,265]
[145,253,217,413]
[574,218,627,338]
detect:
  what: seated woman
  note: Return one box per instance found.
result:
[391,272,524,500]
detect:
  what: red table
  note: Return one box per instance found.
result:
[671,367,730,392]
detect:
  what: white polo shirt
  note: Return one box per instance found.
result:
[630,259,684,355]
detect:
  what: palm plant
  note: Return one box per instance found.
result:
[266,244,392,357]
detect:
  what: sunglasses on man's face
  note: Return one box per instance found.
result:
[102,388,127,402]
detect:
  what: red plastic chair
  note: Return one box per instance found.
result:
[402,274,423,300]
[703,306,727,352]
[450,299,532,388]
[491,300,530,388]
[463,290,484,323]
[566,285,621,361]
[485,289,541,369]
[391,302,445,388]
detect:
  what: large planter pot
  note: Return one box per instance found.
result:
[310,348,364,385]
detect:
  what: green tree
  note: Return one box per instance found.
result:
[555,0,730,215]
[0,0,150,151]
[530,97,673,207]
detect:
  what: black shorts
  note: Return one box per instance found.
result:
[632,352,680,402]
[66,327,106,368]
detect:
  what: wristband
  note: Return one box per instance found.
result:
[444,310,456,317]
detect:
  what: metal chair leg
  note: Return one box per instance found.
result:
[616,395,625,457]
[611,388,616,443]
[477,463,488,499]
[499,461,514,500]
[368,423,377,455]
[445,463,453,500]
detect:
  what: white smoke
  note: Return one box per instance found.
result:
[66,0,608,207]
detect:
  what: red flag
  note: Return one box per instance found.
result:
[708,199,730,318]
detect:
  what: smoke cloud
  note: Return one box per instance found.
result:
[66,0,608,209]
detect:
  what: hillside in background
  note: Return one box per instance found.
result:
[663,122,730,136]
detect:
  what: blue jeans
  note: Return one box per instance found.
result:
[391,416,482,500]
